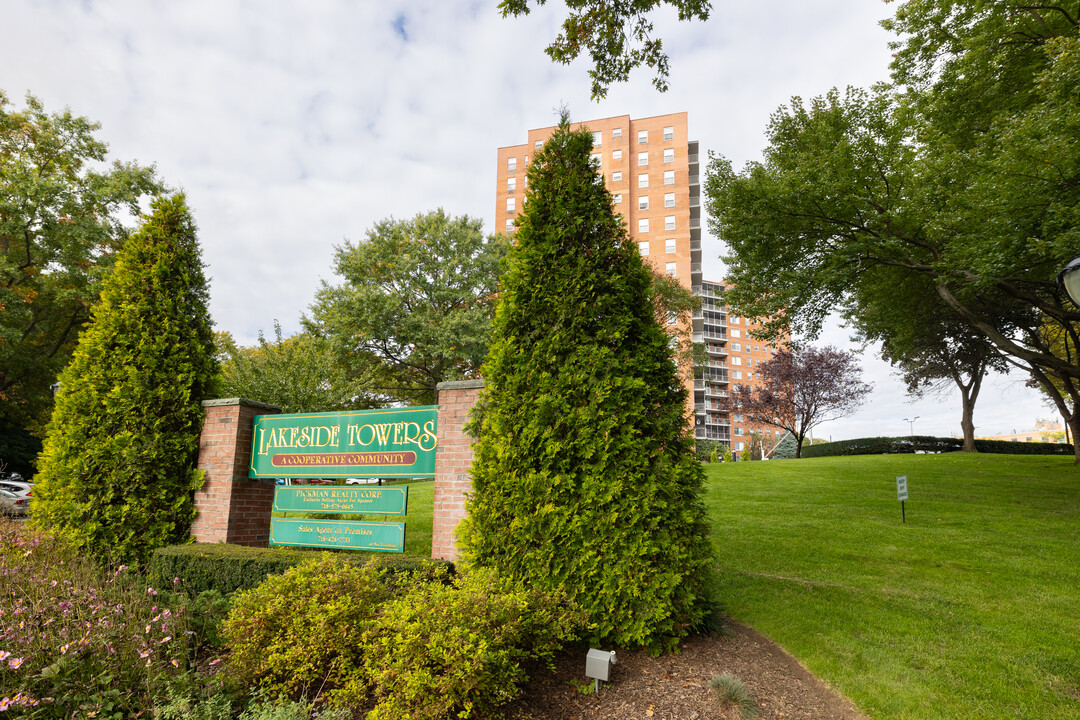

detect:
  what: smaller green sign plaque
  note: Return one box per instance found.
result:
[273,486,408,516]
[270,518,405,553]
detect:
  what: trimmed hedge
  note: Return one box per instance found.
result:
[149,543,451,596]
[801,435,1074,458]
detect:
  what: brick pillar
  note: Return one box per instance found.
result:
[192,398,281,546]
[431,380,484,562]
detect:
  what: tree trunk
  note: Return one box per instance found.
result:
[1070,414,1080,466]
[958,379,980,452]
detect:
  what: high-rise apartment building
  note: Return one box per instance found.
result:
[496,112,781,453]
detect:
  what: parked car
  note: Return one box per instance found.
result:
[0,480,32,500]
[0,488,28,516]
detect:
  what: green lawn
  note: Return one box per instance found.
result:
[703,453,1080,720]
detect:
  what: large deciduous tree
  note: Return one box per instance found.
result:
[0,91,162,434]
[458,116,712,653]
[849,268,1008,451]
[705,2,1080,461]
[499,0,712,100]
[32,195,217,563]
[216,324,387,414]
[731,346,872,459]
[307,209,508,406]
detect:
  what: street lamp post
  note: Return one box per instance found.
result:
[1058,253,1080,309]
[903,416,919,437]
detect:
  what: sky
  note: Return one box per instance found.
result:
[1,0,1057,440]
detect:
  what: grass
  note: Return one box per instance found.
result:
[702,453,1080,720]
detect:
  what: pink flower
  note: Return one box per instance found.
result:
[139,649,150,659]
[146,588,157,596]
[208,658,221,666]
[173,577,180,585]
[160,636,171,644]
[145,624,151,634]
[171,659,179,668]
[0,651,9,661]
[8,657,24,670]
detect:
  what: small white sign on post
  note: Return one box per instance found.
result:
[896,475,908,501]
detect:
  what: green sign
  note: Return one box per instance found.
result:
[273,486,408,516]
[269,518,405,553]
[250,406,437,479]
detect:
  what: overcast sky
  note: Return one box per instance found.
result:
[1,0,1055,440]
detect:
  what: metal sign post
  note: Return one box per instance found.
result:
[896,475,908,523]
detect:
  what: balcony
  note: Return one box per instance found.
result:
[703,330,727,341]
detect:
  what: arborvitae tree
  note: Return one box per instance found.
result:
[458,117,712,653]
[32,195,217,563]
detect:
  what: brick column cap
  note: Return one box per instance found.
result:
[201,398,282,412]
[435,380,485,391]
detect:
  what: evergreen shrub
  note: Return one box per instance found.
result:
[459,117,713,653]
[361,567,584,719]
[31,195,217,563]
[222,554,393,699]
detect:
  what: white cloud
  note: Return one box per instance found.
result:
[0,0,1055,439]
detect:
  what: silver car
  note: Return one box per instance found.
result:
[0,488,28,516]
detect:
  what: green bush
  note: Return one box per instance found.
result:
[801,435,1074,458]
[150,542,451,597]
[222,554,394,699]
[459,117,713,653]
[31,195,218,564]
[360,567,584,719]
[0,519,196,716]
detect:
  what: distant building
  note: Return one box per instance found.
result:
[496,112,785,452]
[981,418,1065,443]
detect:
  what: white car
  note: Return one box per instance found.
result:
[0,488,28,516]
[0,480,32,500]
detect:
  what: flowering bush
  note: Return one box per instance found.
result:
[0,519,197,716]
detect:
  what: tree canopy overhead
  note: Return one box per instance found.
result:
[499,0,712,100]
[705,1,1080,459]
[0,90,163,434]
[307,209,508,406]
[459,115,712,652]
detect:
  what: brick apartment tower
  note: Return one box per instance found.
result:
[496,112,783,453]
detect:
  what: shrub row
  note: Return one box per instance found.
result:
[223,555,584,719]
[149,543,452,597]
[801,435,1074,458]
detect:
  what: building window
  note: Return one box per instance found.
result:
[612,171,623,183]
[664,148,674,163]
[613,193,622,204]
[590,154,602,169]
[734,413,743,422]
[592,131,602,147]
[638,219,649,233]
[638,130,648,144]
[664,215,675,230]
[506,197,515,213]
[507,177,516,193]
[534,140,543,149]
[731,328,741,338]
[638,240,649,255]
[664,170,675,185]
[667,311,677,326]
[733,370,742,380]
[732,356,742,365]
[612,128,622,139]
[638,196,649,210]
[638,152,648,166]
[505,218,514,232]
[638,174,649,188]
[732,342,741,352]
[507,157,517,172]
[612,150,622,160]
[666,261,677,276]
[665,238,676,254]
[665,192,675,207]
[663,125,674,141]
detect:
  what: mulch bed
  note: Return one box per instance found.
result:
[503,620,868,720]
